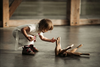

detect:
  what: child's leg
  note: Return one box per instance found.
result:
[70,44,82,53]
[55,37,62,56]
[13,30,24,50]
[25,35,38,52]
[13,30,35,55]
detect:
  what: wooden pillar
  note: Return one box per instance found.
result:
[0,0,2,27]
[2,0,9,27]
[67,0,80,26]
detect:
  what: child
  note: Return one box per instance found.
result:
[55,37,90,57]
[13,19,56,55]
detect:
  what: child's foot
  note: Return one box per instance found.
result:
[29,45,38,52]
[22,46,35,55]
[77,44,82,48]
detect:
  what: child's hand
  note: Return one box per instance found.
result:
[27,36,34,41]
[50,38,57,43]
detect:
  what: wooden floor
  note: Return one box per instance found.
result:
[0,25,100,67]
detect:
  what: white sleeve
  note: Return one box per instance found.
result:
[28,24,36,32]
[39,32,44,38]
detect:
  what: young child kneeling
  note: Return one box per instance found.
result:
[12,19,56,55]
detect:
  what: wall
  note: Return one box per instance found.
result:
[81,0,100,19]
[9,0,100,19]
[9,0,67,19]
[0,0,3,27]
[0,0,2,21]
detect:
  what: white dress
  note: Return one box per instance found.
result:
[12,24,44,47]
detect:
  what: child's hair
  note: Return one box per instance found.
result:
[39,19,53,31]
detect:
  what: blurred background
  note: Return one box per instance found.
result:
[9,0,100,19]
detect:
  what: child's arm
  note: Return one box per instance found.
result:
[21,26,34,41]
[39,35,56,43]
